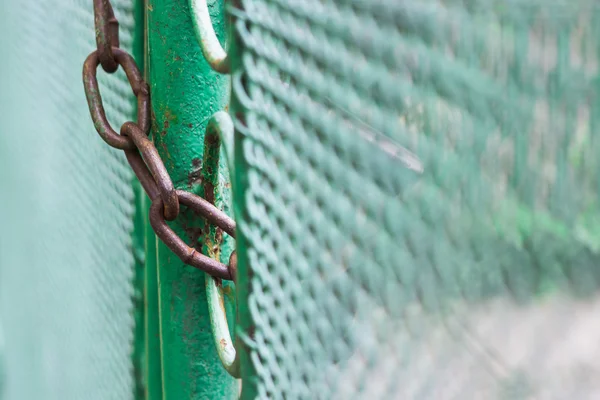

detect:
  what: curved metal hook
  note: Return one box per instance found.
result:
[207,266,240,378]
[203,110,240,377]
[207,111,235,180]
[189,0,230,74]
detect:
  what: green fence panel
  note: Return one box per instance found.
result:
[4,0,600,399]
[231,1,600,398]
[0,1,143,399]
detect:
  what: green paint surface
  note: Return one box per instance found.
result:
[146,0,236,398]
[144,210,163,400]
[132,1,147,398]
[229,38,257,400]
[132,182,147,400]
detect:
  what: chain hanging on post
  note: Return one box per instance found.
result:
[83,0,237,281]
[94,0,120,73]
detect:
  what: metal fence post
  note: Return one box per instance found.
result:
[145,0,237,398]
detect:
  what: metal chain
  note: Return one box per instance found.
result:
[83,0,237,281]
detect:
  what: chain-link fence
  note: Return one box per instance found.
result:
[232,1,600,398]
[0,1,139,399]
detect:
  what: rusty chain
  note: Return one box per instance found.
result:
[83,0,236,281]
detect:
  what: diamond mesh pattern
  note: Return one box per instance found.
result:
[0,1,137,399]
[232,1,600,398]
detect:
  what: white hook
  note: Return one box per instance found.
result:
[189,0,230,74]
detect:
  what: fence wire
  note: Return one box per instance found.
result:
[0,1,138,399]
[232,1,600,398]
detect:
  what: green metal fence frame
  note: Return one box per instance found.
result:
[137,0,237,398]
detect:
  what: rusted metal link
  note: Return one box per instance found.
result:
[125,150,160,200]
[94,0,120,73]
[122,122,179,220]
[177,190,236,238]
[84,0,237,281]
[126,149,237,279]
[228,251,237,283]
[149,196,236,280]
[125,146,235,243]
[83,48,150,149]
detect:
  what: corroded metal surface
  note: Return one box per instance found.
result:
[94,0,120,72]
[149,191,235,280]
[83,0,236,280]
[146,0,237,396]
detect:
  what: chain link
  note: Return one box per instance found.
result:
[83,0,237,281]
[94,0,120,73]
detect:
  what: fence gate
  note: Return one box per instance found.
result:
[1,1,600,399]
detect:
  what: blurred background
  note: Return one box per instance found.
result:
[2,0,600,399]
[0,1,140,399]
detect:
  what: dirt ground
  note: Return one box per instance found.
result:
[330,293,600,400]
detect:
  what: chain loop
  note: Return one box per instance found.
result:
[126,147,236,278]
[83,49,149,150]
[122,122,180,220]
[87,0,242,379]
[94,0,120,73]
[125,150,160,198]
[149,194,236,280]
[85,0,237,283]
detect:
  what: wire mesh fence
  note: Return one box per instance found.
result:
[0,1,139,399]
[231,1,600,398]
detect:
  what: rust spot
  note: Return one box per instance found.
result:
[179,207,204,246]
[203,182,215,204]
[205,133,219,145]
[163,120,169,129]
[188,123,193,128]
[163,107,178,125]
[183,226,203,245]
[220,338,227,349]
[215,228,223,247]
[221,285,232,296]
[188,158,204,187]
[175,55,182,61]
[187,169,203,188]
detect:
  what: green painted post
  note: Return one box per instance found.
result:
[144,206,164,400]
[142,1,164,398]
[132,182,147,400]
[146,0,237,398]
[132,2,148,398]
